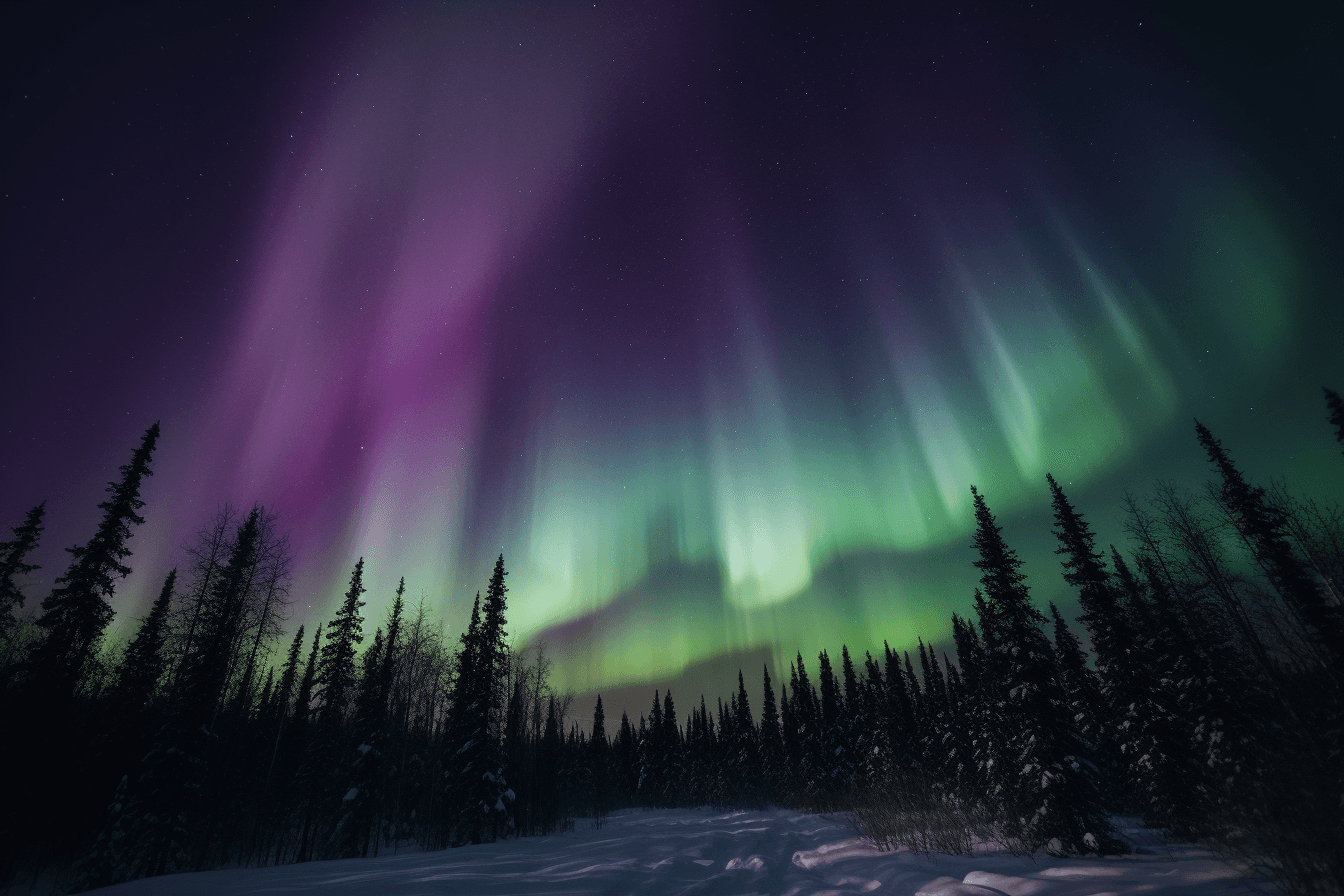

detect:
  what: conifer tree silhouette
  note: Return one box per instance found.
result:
[613,710,637,809]
[113,568,176,711]
[658,689,680,805]
[779,682,797,802]
[11,427,159,874]
[590,695,608,826]
[731,669,760,803]
[477,555,515,838]
[537,697,560,833]
[1106,548,1205,836]
[446,555,514,844]
[0,502,45,652]
[269,627,306,737]
[1047,475,1128,670]
[1325,387,1344,453]
[1197,420,1344,675]
[856,651,886,785]
[791,654,823,804]
[318,558,367,730]
[881,642,915,772]
[337,627,383,857]
[31,423,159,698]
[759,665,784,802]
[969,485,1120,854]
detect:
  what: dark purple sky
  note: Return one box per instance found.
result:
[3,1,1341,701]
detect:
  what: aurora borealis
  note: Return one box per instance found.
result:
[3,2,1341,708]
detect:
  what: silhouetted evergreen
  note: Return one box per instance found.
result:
[30,423,159,699]
[444,554,515,845]
[1107,548,1206,836]
[759,664,784,801]
[0,501,45,654]
[1198,420,1344,675]
[969,485,1121,855]
[5,394,1344,895]
[590,695,608,826]
[1327,387,1344,453]
[112,568,176,712]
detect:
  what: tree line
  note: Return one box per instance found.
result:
[1,388,1342,895]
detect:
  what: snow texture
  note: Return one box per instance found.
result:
[87,808,1275,896]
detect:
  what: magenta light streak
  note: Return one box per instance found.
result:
[134,5,693,621]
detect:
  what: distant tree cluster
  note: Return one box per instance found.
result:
[583,391,1343,896]
[0,389,1341,896]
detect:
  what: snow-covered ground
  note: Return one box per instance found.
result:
[90,808,1275,896]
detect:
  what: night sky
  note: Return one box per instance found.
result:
[3,1,1341,707]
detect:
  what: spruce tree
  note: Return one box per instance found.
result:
[477,555,515,838]
[10,428,158,870]
[355,579,404,855]
[30,423,160,698]
[969,485,1121,854]
[759,665,784,802]
[272,621,322,864]
[336,628,383,857]
[881,642,915,772]
[113,568,177,711]
[481,556,510,716]
[902,652,923,769]
[837,646,860,790]
[791,655,823,804]
[591,695,608,826]
[269,626,306,734]
[856,652,887,785]
[1048,602,1116,808]
[1196,420,1344,674]
[377,580,405,712]
[1107,550,1206,837]
[537,698,561,833]
[614,711,637,809]
[1138,551,1241,835]
[444,591,481,839]
[256,667,275,723]
[1326,387,1344,453]
[951,612,997,806]
[0,502,45,647]
[659,690,681,806]
[918,642,964,796]
[502,679,528,832]
[732,670,760,803]
[1048,603,1103,745]
[1046,477,1159,815]
[818,650,842,743]
[446,556,514,843]
[293,624,323,732]
[1047,475,1131,668]
[687,697,711,806]
[639,696,660,804]
[915,639,943,774]
[779,683,798,803]
[317,558,367,729]
[299,559,367,859]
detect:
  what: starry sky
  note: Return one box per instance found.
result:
[2,1,1341,706]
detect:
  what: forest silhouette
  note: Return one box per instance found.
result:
[1,389,1341,896]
